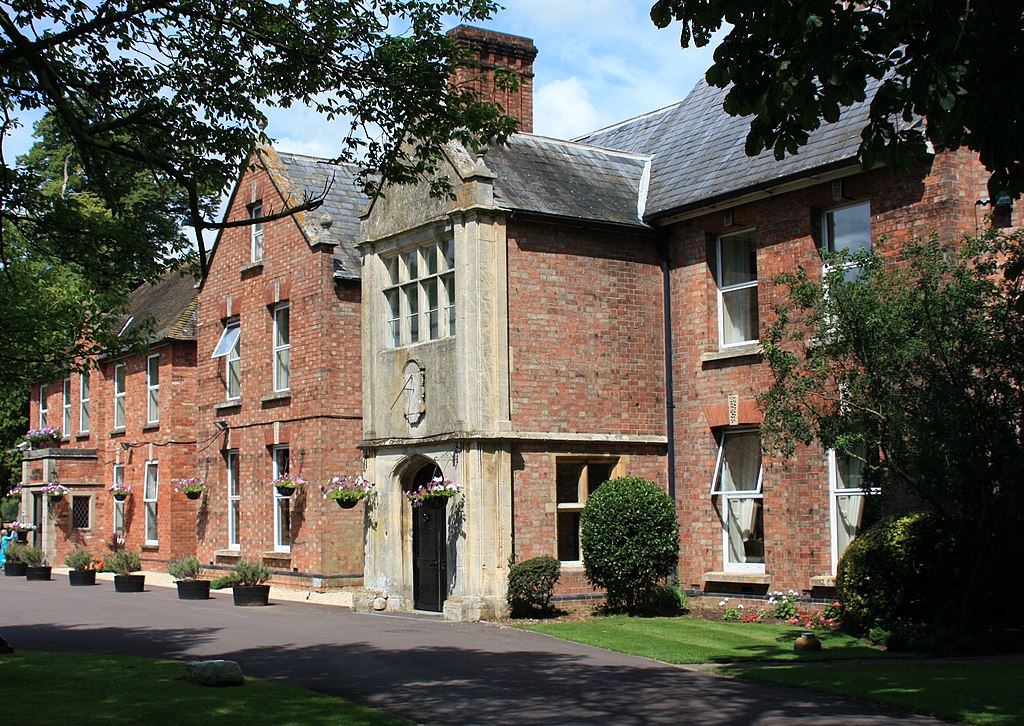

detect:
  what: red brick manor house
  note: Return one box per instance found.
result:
[14,26,1002,619]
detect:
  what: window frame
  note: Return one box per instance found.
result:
[143,460,159,545]
[112,464,126,537]
[272,303,290,393]
[71,494,92,531]
[212,321,242,400]
[828,447,880,573]
[821,201,872,280]
[554,458,619,564]
[146,354,160,425]
[113,363,126,430]
[272,446,291,552]
[79,373,90,434]
[227,450,240,549]
[250,202,264,263]
[382,239,456,348]
[39,383,48,427]
[62,377,72,435]
[715,228,759,349]
[710,427,765,573]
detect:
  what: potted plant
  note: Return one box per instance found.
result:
[42,483,71,501]
[22,546,51,580]
[270,473,306,497]
[174,477,208,501]
[23,426,62,449]
[3,542,29,576]
[405,476,460,507]
[212,559,272,606]
[108,482,132,501]
[8,520,37,543]
[64,548,98,586]
[168,555,210,599]
[321,475,373,509]
[108,550,145,592]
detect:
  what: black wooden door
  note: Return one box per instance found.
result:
[412,497,447,612]
[32,492,43,548]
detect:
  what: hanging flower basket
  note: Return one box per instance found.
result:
[109,484,132,501]
[42,483,70,501]
[175,477,207,500]
[405,476,460,507]
[23,426,62,449]
[271,474,306,497]
[321,476,373,509]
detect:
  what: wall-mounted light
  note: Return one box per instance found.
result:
[214,421,229,431]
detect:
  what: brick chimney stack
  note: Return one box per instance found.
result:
[447,25,538,134]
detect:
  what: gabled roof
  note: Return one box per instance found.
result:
[483,134,651,228]
[120,268,198,344]
[264,150,367,280]
[578,79,887,220]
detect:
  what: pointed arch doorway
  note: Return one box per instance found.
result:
[408,462,448,612]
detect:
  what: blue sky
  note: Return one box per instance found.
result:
[269,1,721,156]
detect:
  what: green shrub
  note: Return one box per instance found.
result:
[210,574,238,590]
[167,555,204,581]
[507,556,561,617]
[837,511,957,646]
[64,548,95,570]
[4,542,29,564]
[641,581,689,616]
[1,496,18,522]
[580,476,679,613]
[107,550,142,575]
[231,559,271,587]
[21,546,45,566]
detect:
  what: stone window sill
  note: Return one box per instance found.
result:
[260,391,291,404]
[240,262,264,275]
[142,423,159,432]
[75,433,90,441]
[262,551,292,562]
[109,429,126,437]
[810,575,836,588]
[214,399,242,413]
[214,549,242,558]
[700,344,763,364]
[702,571,771,585]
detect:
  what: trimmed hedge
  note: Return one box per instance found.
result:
[580,476,678,613]
[507,555,560,617]
[837,511,957,647]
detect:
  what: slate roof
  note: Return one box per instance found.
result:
[578,79,887,220]
[121,268,199,343]
[269,151,366,280]
[484,134,650,228]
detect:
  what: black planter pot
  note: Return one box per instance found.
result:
[68,569,97,586]
[25,565,52,581]
[176,580,211,600]
[15,531,28,544]
[184,490,202,500]
[4,562,27,576]
[275,486,295,497]
[336,498,359,509]
[114,574,146,593]
[48,494,64,502]
[113,492,128,502]
[232,584,270,606]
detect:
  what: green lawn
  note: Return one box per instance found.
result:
[519,616,1022,725]
[2,651,405,725]
[722,662,1024,726]
[519,615,888,664]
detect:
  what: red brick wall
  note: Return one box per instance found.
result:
[506,220,666,436]
[193,154,364,582]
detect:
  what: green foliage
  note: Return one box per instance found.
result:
[642,582,690,616]
[1,496,18,522]
[837,513,958,647]
[506,555,561,617]
[761,230,1024,636]
[0,386,27,494]
[231,559,272,587]
[167,555,204,582]
[210,574,239,590]
[63,548,95,571]
[580,476,679,613]
[3,542,29,564]
[650,0,1024,198]
[107,549,142,575]
[19,545,45,566]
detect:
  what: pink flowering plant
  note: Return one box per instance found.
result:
[108,482,132,497]
[7,521,37,532]
[270,473,306,490]
[8,484,22,495]
[175,477,207,495]
[321,475,373,503]
[23,426,62,446]
[405,476,459,507]
[41,483,71,498]
[719,593,843,630]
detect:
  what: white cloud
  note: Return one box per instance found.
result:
[534,77,606,139]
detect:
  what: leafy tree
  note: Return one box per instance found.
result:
[759,230,1024,633]
[580,476,679,614]
[650,1,1024,199]
[0,384,28,496]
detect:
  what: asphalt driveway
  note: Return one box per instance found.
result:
[0,574,946,725]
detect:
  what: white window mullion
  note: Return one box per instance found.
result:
[146,354,160,424]
[113,364,126,429]
[227,450,240,549]
[144,460,159,545]
[79,373,90,433]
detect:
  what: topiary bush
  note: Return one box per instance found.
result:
[837,511,958,647]
[507,555,561,617]
[580,476,679,613]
